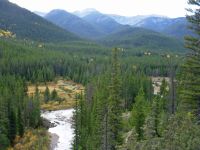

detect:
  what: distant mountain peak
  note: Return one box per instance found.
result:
[49,9,67,13]
[82,8,97,12]
[47,9,68,15]
[73,8,99,17]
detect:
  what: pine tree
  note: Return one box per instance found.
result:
[144,96,161,139]
[160,79,168,97]
[130,88,148,140]
[73,95,80,150]
[0,95,10,149]
[51,89,58,100]
[17,107,24,137]
[44,86,50,103]
[107,48,123,149]
[180,0,200,121]
[73,93,87,150]
[33,85,41,127]
[8,109,17,144]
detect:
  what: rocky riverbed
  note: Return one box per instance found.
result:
[41,109,74,150]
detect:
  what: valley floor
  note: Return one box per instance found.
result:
[28,79,84,111]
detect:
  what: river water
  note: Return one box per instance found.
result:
[41,109,74,150]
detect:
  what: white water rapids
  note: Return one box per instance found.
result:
[41,109,74,150]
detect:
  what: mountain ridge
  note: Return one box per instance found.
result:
[45,9,104,39]
[0,1,80,42]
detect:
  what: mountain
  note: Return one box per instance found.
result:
[98,27,185,52]
[0,1,80,42]
[134,17,192,39]
[81,10,127,35]
[109,14,192,40]
[73,8,98,18]
[134,17,171,31]
[160,18,193,39]
[108,14,165,26]
[45,9,104,39]
[73,8,191,40]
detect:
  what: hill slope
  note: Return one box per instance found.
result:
[98,27,185,52]
[45,9,104,39]
[160,18,193,39]
[0,1,80,42]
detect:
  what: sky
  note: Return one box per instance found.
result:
[9,0,188,18]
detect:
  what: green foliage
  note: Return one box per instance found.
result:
[159,114,200,150]
[72,93,88,150]
[51,89,58,100]
[73,49,124,149]
[0,75,41,148]
[121,71,153,110]
[8,109,17,144]
[98,27,185,52]
[107,48,123,148]
[0,133,10,150]
[179,0,200,121]
[129,88,149,140]
[44,87,50,103]
[17,107,24,137]
[124,112,200,150]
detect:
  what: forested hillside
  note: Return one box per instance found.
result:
[98,27,185,52]
[0,0,80,42]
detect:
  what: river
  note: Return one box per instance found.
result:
[41,109,74,150]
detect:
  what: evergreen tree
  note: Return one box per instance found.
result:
[8,109,17,144]
[144,96,161,139]
[0,133,10,150]
[33,86,41,127]
[72,93,87,150]
[17,107,24,137]
[51,89,58,100]
[107,48,123,149]
[160,79,168,97]
[73,95,80,150]
[44,86,50,103]
[130,88,148,140]
[0,95,10,149]
[180,0,200,121]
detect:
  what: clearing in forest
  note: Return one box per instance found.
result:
[27,79,84,110]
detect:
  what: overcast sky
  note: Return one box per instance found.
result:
[9,0,188,18]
